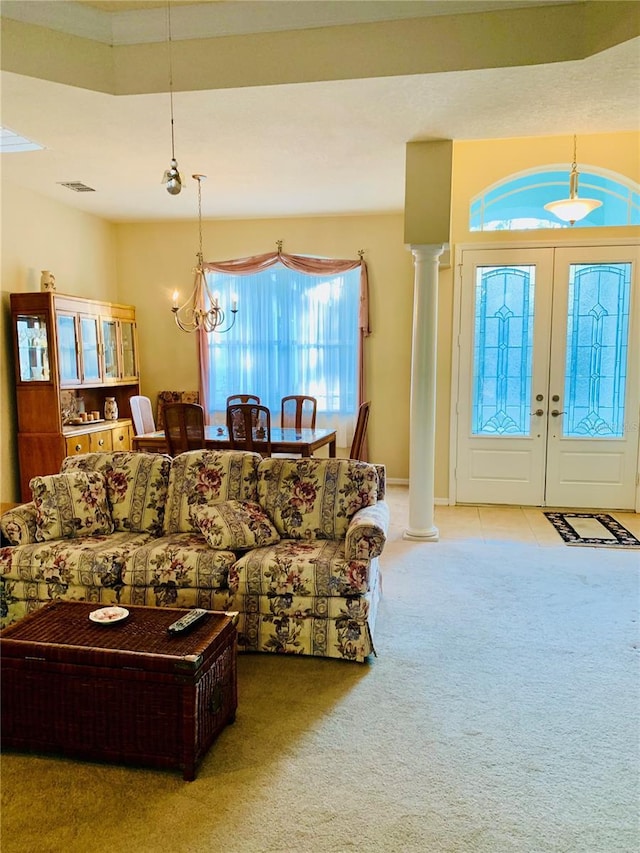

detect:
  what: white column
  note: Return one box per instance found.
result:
[404,243,445,541]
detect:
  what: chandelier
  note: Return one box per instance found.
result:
[544,135,602,225]
[171,175,238,333]
[160,0,182,195]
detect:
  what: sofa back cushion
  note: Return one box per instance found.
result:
[163,450,262,534]
[61,452,171,536]
[30,470,114,541]
[257,458,378,540]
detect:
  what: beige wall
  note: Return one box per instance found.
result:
[2,131,637,503]
[0,181,118,501]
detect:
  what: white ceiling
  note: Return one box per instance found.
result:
[1,0,638,222]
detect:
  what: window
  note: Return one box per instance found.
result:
[470,167,640,231]
[204,263,360,432]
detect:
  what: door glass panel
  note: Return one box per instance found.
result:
[472,265,535,435]
[102,319,118,379]
[120,321,136,377]
[80,317,100,382]
[564,262,631,438]
[16,313,50,382]
[57,314,79,383]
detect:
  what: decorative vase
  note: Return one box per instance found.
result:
[40,270,56,292]
[104,397,118,420]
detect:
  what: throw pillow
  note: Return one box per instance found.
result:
[191,500,280,551]
[30,471,114,542]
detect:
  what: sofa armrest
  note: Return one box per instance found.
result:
[0,502,38,546]
[345,500,389,560]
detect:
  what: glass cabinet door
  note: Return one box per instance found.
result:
[16,313,51,382]
[56,313,80,384]
[119,320,137,380]
[101,318,119,380]
[80,316,101,383]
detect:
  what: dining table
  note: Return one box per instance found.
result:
[132,425,337,457]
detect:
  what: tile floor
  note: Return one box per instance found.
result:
[386,484,640,547]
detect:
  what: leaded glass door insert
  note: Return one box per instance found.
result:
[456,245,639,509]
[472,265,535,436]
[562,262,630,438]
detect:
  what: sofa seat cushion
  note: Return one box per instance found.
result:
[257,458,379,540]
[30,471,114,541]
[0,531,151,590]
[125,585,235,613]
[62,452,171,536]
[0,582,125,630]
[231,538,373,597]
[124,534,237,599]
[228,587,375,621]
[163,450,261,535]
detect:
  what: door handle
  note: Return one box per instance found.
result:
[530,409,544,417]
[551,409,565,417]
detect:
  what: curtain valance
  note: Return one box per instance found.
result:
[201,251,370,335]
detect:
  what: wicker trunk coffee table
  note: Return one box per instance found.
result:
[0,601,237,780]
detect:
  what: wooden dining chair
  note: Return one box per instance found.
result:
[226,394,260,406]
[349,401,370,461]
[226,403,272,456]
[156,391,200,430]
[163,403,206,456]
[281,395,317,431]
[129,395,155,435]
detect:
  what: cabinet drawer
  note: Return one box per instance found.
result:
[112,425,131,451]
[89,429,113,452]
[66,434,91,456]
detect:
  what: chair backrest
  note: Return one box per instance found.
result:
[163,403,206,456]
[226,394,260,406]
[129,395,155,435]
[226,403,272,456]
[156,391,200,430]
[349,401,370,461]
[281,395,317,431]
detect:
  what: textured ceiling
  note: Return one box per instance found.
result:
[1,1,638,222]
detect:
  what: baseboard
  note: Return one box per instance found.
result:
[385,479,450,505]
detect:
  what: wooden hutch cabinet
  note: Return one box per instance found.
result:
[10,292,140,501]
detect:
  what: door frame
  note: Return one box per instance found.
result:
[450,237,640,511]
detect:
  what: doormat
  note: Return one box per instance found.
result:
[543,512,640,548]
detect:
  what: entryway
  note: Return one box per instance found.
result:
[454,243,639,509]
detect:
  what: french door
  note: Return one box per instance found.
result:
[455,244,639,509]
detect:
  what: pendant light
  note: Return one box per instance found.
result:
[544,135,602,225]
[160,0,182,195]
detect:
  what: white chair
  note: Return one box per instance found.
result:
[129,395,155,435]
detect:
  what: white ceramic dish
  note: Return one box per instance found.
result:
[89,606,129,625]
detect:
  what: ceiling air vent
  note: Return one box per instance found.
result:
[58,181,96,192]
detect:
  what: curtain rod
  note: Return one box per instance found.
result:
[275,240,365,259]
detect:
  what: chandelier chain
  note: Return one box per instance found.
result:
[167,1,176,160]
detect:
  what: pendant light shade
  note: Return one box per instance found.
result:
[544,136,602,225]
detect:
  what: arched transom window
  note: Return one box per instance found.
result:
[470,166,639,231]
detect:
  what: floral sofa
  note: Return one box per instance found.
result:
[0,450,388,662]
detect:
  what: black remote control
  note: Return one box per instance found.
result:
[167,608,208,635]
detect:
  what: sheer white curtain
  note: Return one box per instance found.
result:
[198,251,370,450]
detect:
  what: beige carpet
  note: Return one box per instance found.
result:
[2,488,639,853]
